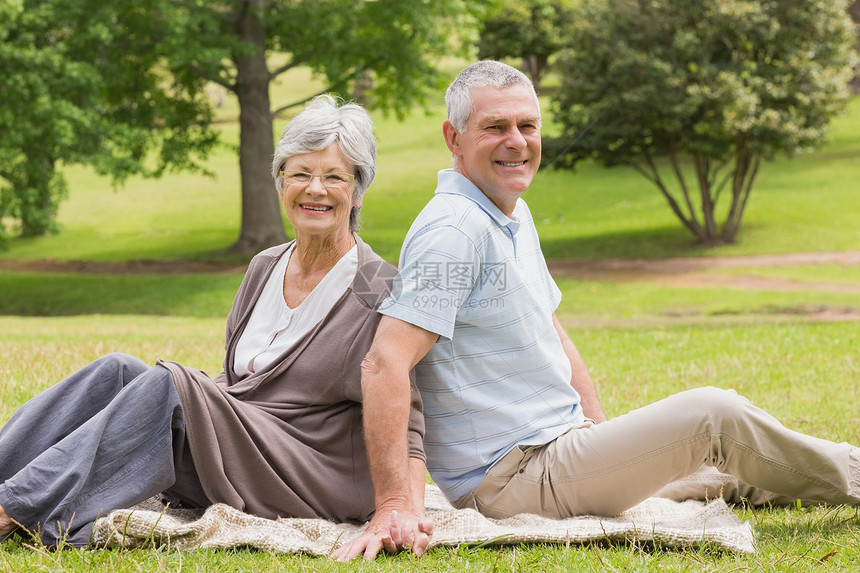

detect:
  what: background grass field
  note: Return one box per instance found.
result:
[1,80,858,264]
[0,65,858,570]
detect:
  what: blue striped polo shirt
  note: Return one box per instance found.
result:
[381,169,584,501]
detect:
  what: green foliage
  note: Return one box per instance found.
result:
[0,0,485,252]
[547,0,858,245]
[162,0,484,119]
[0,0,219,240]
[477,0,576,91]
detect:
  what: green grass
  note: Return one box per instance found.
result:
[554,277,860,323]
[3,524,860,572]
[2,317,859,571]
[529,95,860,259]
[0,316,226,420]
[0,272,242,317]
[1,66,860,570]
[0,75,858,263]
[704,264,860,285]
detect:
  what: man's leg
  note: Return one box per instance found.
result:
[652,465,798,506]
[461,387,860,518]
[0,363,189,547]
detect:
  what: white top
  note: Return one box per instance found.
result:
[234,243,358,377]
[380,170,583,500]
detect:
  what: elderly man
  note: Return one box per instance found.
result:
[340,60,860,560]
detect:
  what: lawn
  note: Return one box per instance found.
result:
[0,83,857,263]
[1,317,858,571]
[1,66,859,571]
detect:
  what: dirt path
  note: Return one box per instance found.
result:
[547,251,860,292]
[2,251,859,322]
[546,251,860,323]
[2,250,858,323]
[2,250,858,279]
[2,250,858,289]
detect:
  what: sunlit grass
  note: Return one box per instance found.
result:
[554,276,860,322]
[0,75,857,263]
[2,317,859,570]
[703,264,860,284]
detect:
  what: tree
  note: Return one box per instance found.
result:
[0,0,483,254]
[477,0,575,92]
[850,0,860,92]
[0,0,217,240]
[546,0,857,245]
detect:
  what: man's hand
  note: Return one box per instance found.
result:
[332,507,434,561]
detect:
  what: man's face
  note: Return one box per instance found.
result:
[443,84,541,216]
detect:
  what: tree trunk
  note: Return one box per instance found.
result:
[352,68,374,106]
[849,0,860,93]
[18,183,51,238]
[693,155,718,240]
[720,149,760,243]
[228,0,288,256]
[522,55,545,93]
[19,158,59,238]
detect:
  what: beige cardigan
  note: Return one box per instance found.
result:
[159,238,424,524]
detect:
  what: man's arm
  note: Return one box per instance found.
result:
[552,314,607,423]
[334,315,438,561]
[385,457,436,555]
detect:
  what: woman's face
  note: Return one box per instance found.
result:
[279,144,359,242]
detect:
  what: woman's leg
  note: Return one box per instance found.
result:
[465,387,860,518]
[0,506,14,539]
[0,362,189,547]
[0,353,150,482]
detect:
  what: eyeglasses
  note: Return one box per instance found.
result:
[279,170,355,189]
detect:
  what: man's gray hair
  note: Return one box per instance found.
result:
[445,60,540,133]
[272,94,376,233]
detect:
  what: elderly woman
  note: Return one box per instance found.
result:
[0,95,429,556]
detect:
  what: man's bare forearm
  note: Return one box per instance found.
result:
[361,350,413,511]
[409,457,428,516]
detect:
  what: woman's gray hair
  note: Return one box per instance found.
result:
[445,60,540,133]
[272,94,376,233]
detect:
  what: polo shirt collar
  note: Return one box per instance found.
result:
[435,169,521,236]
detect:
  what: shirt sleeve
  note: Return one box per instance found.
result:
[546,264,563,313]
[379,224,482,342]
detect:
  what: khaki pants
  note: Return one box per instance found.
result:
[454,387,860,518]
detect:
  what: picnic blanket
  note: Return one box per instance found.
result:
[92,485,755,554]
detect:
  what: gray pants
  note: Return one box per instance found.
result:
[455,387,860,518]
[0,353,208,547]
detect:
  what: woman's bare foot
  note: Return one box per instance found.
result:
[0,503,18,538]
